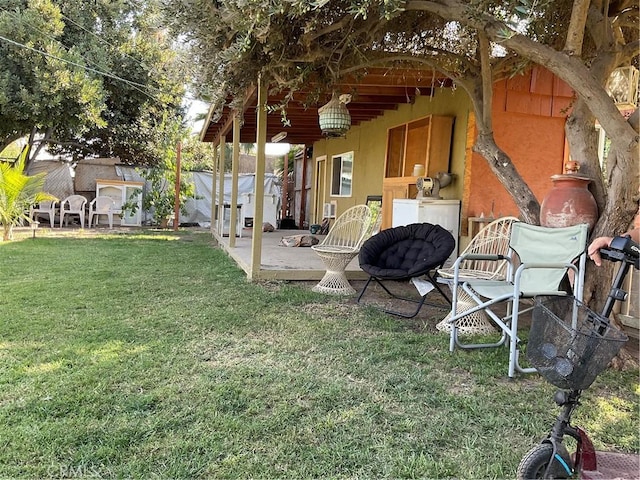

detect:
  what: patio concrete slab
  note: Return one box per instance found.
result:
[215,227,368,281]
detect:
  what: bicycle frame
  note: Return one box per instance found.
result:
[543,389,597,477]
[520,235,639,479]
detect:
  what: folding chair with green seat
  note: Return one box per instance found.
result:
[446,222,589,378]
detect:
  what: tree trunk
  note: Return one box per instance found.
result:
[26,128,52,172]
[564,102,603,210]
[459,43,541,224]
[582,109,640,310]
[3,224,12,241]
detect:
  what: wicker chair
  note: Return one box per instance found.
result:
[436,216,519,334]
[311,205,374,295]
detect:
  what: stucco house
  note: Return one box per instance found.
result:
[195,65,640,328]
[200,66,574,247]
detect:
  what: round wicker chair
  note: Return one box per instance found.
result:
[436,216,519,334]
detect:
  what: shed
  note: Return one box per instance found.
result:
[74,158,122,200]
[27,160,74,201]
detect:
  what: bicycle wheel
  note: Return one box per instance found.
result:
[517,443,573,479]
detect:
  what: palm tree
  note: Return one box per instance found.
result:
[0,146,56,241]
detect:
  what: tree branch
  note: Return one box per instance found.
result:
[564,0,591,55]
[305,14,353,42]
[496,33,636,147]
[620,39,640,62]
[477,31,493,133]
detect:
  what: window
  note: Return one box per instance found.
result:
[564,123,610,184]
[330,151,353,197]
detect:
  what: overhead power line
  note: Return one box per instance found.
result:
[0,4,155,88]
[0,33,161,100]
[57,9,152,74]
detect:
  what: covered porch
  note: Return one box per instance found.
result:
[213,227,369,282]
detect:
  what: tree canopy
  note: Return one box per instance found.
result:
[165,0,638,309]
[163,0,636,185]
[0,0,188,166]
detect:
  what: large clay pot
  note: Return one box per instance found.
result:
[540,174,598,230]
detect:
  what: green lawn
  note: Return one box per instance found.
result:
[0,230,637,479]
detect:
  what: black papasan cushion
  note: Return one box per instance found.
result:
[358,223,455,279]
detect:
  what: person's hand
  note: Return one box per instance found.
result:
[587,236,613,266]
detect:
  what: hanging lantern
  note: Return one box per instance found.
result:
[606,66,639,109]
[318,92,351,137]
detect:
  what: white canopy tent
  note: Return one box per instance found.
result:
[118,166,281,227]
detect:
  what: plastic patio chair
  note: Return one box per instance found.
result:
[435,216,520,334]
[88,196,117,229]
[311,204,374,295]
[446,222,589,378]
[59,194,88,228]
[30,200,57,228]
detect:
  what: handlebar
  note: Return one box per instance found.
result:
[599,235,639,270]
[598,235,639,318]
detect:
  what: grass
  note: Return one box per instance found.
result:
[0,229,637,479]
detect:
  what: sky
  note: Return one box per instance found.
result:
[185,99,209,135]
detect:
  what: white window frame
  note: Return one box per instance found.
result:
[330,151,353,197]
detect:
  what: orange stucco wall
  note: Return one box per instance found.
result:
[464,69,572,228]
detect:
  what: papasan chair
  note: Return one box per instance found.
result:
[357,222,455,318]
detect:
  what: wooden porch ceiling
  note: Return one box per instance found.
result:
[200,68,452,146]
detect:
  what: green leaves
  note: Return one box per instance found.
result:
[0,0,186,165]
[0,146,56,240]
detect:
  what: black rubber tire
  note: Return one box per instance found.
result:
[517,443,571,479]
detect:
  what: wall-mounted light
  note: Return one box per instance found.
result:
[606,66,639,109]
[271,131,288,143]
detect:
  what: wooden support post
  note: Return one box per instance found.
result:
[229,116,241,246]
[173,141,181,231]
[218,136,226,235]
[210,143,218,236]
[281,151,288,221]
[249,78,267,281]
[299,146,308,229]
